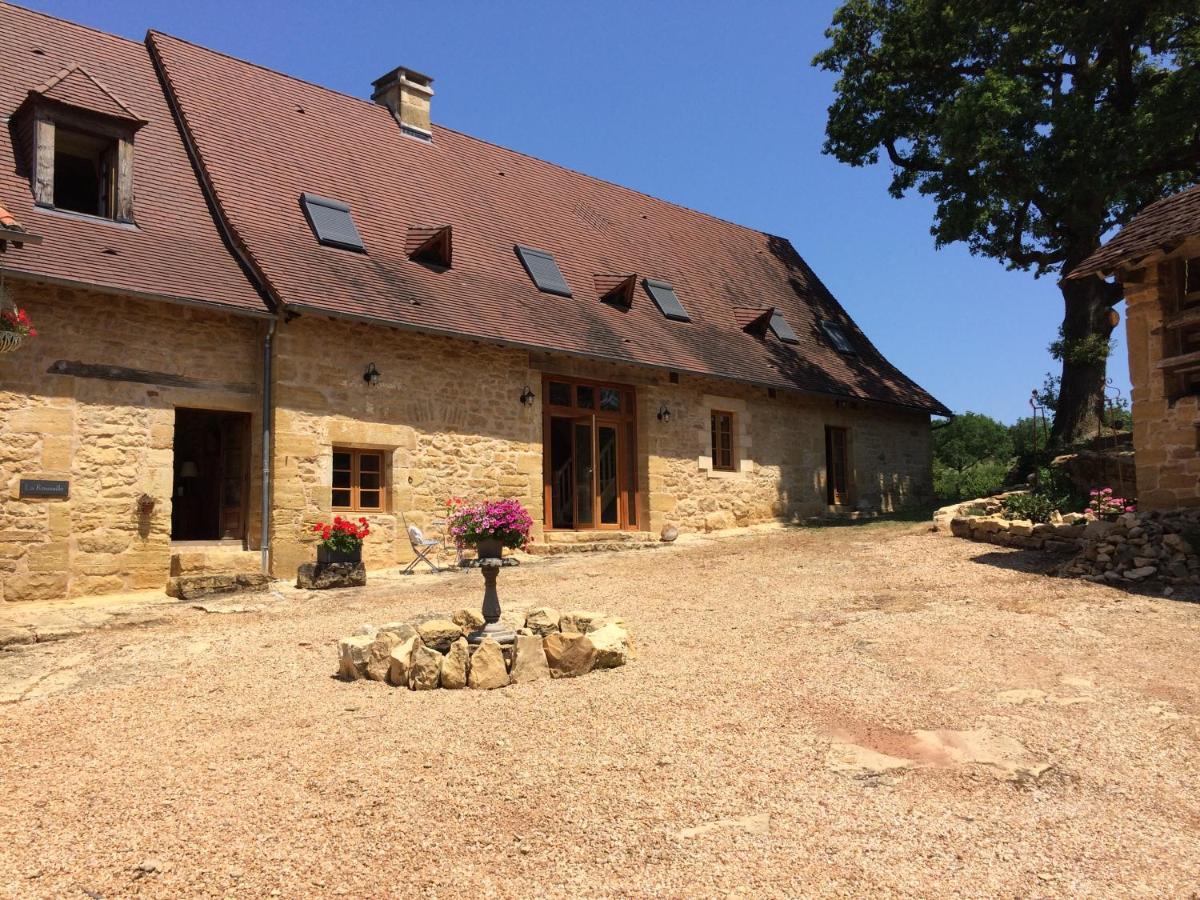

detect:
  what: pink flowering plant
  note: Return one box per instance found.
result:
[446,498,533,550]
[1085,487,1136,521]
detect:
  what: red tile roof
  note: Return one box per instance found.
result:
[147,31,946,414]
[29,64,145,124]
[1070,183,1200,279]
[0,3,266,315]
[0,200,20,231]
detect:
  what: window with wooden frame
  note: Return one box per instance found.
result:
[331,448,385,512]
[1161,257,1200,400]
[711,411,735,472]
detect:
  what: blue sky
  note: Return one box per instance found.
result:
[24,0,1131,424]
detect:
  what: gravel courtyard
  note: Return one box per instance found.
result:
[2,522,1198,898]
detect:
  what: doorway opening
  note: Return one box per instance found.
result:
[171,408,251,542]
[825,425,850,506]
[543,376,638,530]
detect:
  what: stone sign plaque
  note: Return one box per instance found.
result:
[19,479,69,499]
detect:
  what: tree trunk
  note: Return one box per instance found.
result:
[1049,273,1119,447]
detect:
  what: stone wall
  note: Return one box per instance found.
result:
[2,286,934,601]
[1124,267,1200,510]
[0,279,263,602]
[272,316,934,575]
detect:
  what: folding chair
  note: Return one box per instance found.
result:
[401,513,442,574]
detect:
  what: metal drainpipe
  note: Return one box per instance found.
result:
[260,319,276,576]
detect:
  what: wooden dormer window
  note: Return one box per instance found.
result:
[18,65,145,223]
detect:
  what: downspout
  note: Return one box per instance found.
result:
[260,318,275,576]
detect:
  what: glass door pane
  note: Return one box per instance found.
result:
[573,419,594,528]
[597,424,619,525]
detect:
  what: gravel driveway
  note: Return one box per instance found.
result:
[2,522,1198,898]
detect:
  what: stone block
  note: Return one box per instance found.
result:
[544,632,597,679]
[295,562,366,590]
[416,618,462,651]
[524,606,561,636]
[588,623,630,669]
[468,638,509,690]
[509,633,550,683]
[441,638,470,689]
[560,610,605,635]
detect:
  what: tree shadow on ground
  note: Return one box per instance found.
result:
[789,506,940,529]
[967,548,1199,602]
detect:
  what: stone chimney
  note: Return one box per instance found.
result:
[371,66,434,140]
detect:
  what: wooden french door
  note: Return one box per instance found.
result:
[544,376,638,530]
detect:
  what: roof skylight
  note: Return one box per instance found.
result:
[300,193,365,252]
[769,311,799,344]
[643,278,690,322]
[515,244,572,296]
[820,320,855,353]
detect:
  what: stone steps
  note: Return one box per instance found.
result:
[527,535,662,556]
[167,545,269,600]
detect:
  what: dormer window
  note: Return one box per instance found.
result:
[53,127,118,218]
[18,65,145,223]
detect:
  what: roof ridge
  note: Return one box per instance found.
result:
[3,1,143,50]
[146,28,786,247]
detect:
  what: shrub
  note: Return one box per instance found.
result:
[934,459,1009,503]
[1000,492,1058,524]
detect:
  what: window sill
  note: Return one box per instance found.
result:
[32,204,139,230]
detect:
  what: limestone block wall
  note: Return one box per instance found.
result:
[0,279,263,602]
[1124,272,1200,510]
[637,372,933,534]
[269,317,543,576]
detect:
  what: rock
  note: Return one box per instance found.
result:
[995,688,1048,705]
[295,562,366,590]
[1007,520,1033,537]
[509,633,551,683]
[910,729,1051,782]
[168,572,271,600]
[660,524,679,542]
[1124,566,1157,581]
[1163,532,1194,554]
[366,627,414,682]
[588,623,630,669]
[827,741,912,778]
[674,813,770,839]
[543,632,597,679]
[387,635,422,687]
[949,517,971,538]
[337,634,374,680]
[378,621,412,635]
[452,608,485,630]
[523,606,561,636]
[560,609,605,634]
[440,638,470,689]
[416,618,462,651]
[407,642,442,690]
[468,638,509,689]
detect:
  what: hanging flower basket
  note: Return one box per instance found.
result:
[0,305,36,353]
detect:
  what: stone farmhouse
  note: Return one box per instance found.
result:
[1072,185,1200,512]
[0,3,947,602]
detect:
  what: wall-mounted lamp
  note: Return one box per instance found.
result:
[363,362,381,387]
[519,385,535,406]
[656,404,672,423]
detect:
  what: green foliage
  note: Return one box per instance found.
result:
[1049,325,1113,367]
[813,2,1200,277]
[1000,492,1058,524]
[1010,413,1052,479]
[934,459,1009,503]
[933,412,1013,473]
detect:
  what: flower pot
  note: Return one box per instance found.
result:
[474,537,504,560]
[318,545,362,565]
[0,332,24,353]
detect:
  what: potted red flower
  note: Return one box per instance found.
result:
[312,515,370,564]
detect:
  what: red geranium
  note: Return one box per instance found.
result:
[1,307,37,338]
[311,515,370,552]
